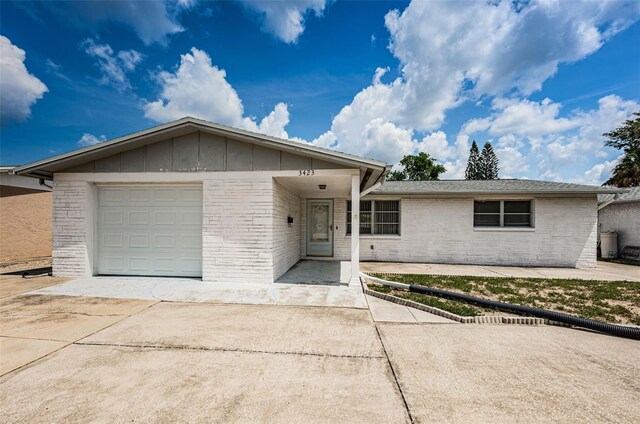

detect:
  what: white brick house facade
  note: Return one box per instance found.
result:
[17,118,624,282]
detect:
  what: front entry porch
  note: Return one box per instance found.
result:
[275,260,351,285]
[274,172,362,286]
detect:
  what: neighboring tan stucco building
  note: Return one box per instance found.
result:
[598,187,640,256]
[12,118,626,281]
[0,167,52,262]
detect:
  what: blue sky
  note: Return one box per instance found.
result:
[1,0,638,184]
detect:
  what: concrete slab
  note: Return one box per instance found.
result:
[367,295,416,322]
[366,295,457,324]
[0,344,409,423]
[84,302,384,358]
[361,261,640,281]
[0,294,156,317]
[0,294,159,375]
[408,306,460,324]
[378,325,640,423]
[30,277,368,308]
[0,336,68,376]
[276,260,351,285]
[0,276,69,299]
[1,313,125,342]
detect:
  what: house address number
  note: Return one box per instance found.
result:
[299,169,315,176]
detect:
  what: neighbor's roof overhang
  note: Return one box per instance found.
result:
[12,117,391,190]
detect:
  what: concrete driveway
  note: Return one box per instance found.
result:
[1,276,639,423]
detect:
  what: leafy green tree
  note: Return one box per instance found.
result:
[465,140,480,180]
[387,152,446,181]
[479,142,499,180]
[603,112,640,187]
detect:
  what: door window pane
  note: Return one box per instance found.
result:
[310,204,329,241]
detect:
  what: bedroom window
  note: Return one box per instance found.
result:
[474,200,532,227]
[347,200,400,235]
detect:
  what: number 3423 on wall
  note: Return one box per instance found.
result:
[298,169,315,176]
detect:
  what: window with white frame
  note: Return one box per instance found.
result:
[347,200,400,235]
[473,200,532,227]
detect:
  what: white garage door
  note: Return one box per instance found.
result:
[97,185,203,277]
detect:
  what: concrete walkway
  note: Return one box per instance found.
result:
[361,260,640,281]
[30,276,368,309]
[366,295,457,324]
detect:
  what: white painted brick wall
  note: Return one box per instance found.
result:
[273,181,301,280]
[52,180,92,277]
[598,202,640,252]
[343,196,598,268]
[202,178,275,283]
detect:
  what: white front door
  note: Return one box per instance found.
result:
[96,185,203,277]
[307,199,333,257]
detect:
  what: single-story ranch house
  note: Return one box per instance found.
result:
[13,117,626,284]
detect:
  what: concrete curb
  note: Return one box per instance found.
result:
[363,283,566,326]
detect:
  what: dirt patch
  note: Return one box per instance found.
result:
[0,275,69,299]
[0,257,52,274]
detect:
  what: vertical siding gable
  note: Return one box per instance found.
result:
[56,130,351,173]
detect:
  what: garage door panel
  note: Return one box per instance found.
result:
[97,186,203,277]
[128,234,150,248]
[154,211,176,225]
[181,211,202,225]
[102,210,124,225]
[102,234,124,248]
[128,188,150,202]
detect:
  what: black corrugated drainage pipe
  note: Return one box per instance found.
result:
[361,273,640,341]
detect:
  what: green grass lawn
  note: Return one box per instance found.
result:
[367,274,640,325]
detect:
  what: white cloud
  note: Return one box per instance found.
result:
[577,158,620,185]
[47,1,183,45]
[83,39,142,91]
[383,0,639,129]
[239,0,329,43]
[470,98,579,137]
[78,133,107,147]
[0,35,48,124]
[309,0,639,167]
[242,102,291,139]
[457,95,639,183]
[144,47,291,139]
[421,131,455,161]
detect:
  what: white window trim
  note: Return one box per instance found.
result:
[473,199,535,229]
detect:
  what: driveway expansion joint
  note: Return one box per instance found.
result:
[373,325,414,424]
[74,341,386,360]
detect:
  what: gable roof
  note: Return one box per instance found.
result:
[371,179,628,195]
[598,186,640,205]
[12,117,390,182]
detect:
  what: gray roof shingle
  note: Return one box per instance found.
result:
[372,179,628,195]
[598,186,640,204]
